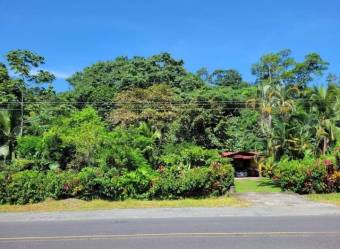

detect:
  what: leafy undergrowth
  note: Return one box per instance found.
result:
[0,196,249,213]
[235,177,282,193]
[307,193,340,206]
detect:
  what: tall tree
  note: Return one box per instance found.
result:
[211,69,243,87]
[108,84,179,136]
[310,84,340,154]
[0,50,55,161]
[5,50,55,136]
[67,53,203,112]
[251,49,329,159]
[173,86,259,149]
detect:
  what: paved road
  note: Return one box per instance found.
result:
[1,215,340,249]
[1,193,339,249]
[1,193,340,223]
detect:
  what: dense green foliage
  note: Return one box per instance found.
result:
[6,170,46,204]
[0,48,339,203]
[275,158,328,194]
[273,155,339,194]
[0,163,234,204]
[67,53,203,112]
[150,163,234,199]
[0,172,6,204]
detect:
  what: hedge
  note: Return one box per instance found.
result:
[0,163,234,204]
[149,162,234,199]
[274,157,339,194]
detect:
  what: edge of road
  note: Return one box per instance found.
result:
[1,205,340,222]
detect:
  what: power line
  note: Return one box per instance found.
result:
[0,99,338,104]
[0,108,262,111]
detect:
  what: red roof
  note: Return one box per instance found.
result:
[221,151,259,160]
[221,152,238,157]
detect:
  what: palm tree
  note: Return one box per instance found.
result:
[255,83,298,159]
[287,121,314,158]
[137,122,162,165]
[310,84,340,154]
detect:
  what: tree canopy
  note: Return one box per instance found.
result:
[0,49,339,204]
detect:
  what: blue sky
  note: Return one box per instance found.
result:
[1,0,340,91]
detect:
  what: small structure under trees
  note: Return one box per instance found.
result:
[221,152,260,177]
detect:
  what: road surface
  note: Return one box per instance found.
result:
[1,215,340,249]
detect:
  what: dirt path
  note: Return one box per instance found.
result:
[238,192,335,208]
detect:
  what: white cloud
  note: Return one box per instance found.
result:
[49,71,71,79]
[28,69,72,80]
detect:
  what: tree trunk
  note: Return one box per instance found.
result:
[9,139,15,161]
[19,89,24,137]
[322,137,329,155]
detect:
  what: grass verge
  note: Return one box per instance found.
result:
[235,177,282,193]
[0,196,249,213]
[307,193,340,206]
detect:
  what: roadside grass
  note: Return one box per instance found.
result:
[0,196,249,213]
[235,177,282,193]
[307,193,340,206]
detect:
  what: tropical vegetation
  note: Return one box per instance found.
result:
[0,49,339,204]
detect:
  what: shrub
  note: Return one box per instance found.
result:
[16,136,44,159]
[8,158,53,172]
[208,162,235,196]
[98,126,154,170]
[150,163,234,199]
[1,163,234,204]
[97,174,124,200]
[45,170,79,199]
[6,170,47,204]
[98,143,149,171]
[8,159,36,172]
[149,166,208,199]
[0,172,7,204]
[66,167,155,201]
[332,171,340,192]
[274,158,330,194]
[75,167,105,200]
[334,147,340,170]
[41,107,107,170]
[261,156,275,177]
[118,167,154,199]
[159,143,223,168]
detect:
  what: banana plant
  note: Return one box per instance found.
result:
[0,110,20,162]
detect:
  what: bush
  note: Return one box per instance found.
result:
[261,156,275,177]
[97,173,124,200]
[16,136,44,159]
[6,170,47,204]
[8,158,52,172]
[118,167,154,199]
[274,158,331,194]
[8,159,36,172]
[1,163,234,204]
[150,163,234,199]
[149,166,209,199]
[0,172,7,204]
[42,107,107,170]
[159,143,223,168]
[45,170,79,199]
[75,167,105,200]
[44,167,155,201]
[208,162,235,196]
[332,171,340,192]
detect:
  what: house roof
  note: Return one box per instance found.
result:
[221,151,259,160]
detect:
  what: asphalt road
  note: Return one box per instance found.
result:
[1,215,340,249]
